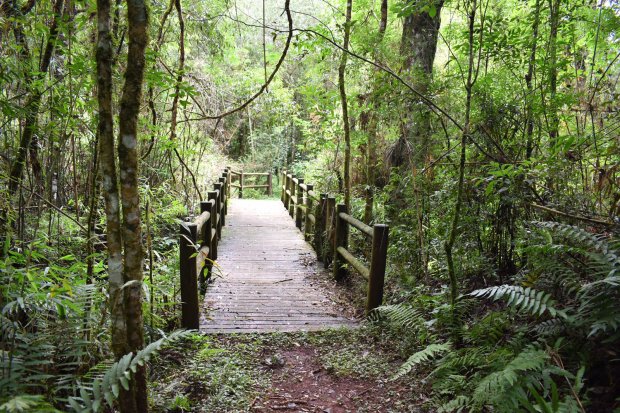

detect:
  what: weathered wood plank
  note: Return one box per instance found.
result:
[201,199,357,333]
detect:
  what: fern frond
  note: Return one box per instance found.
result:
[438,395,470,413]
[392,342,451,380]
[368,303,426,330]
[469,285,564,318]
[69,330,192,412]
[0,395,58,412]
[533,319,566,337]
[473,348,549,407]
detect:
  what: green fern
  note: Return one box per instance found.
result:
[469,285,564,318]
[533,319,566,337]
[392,342,451,380]
[0,395,59,413]
[368,303,427,330]
[68,330,192,412]
[473,347,549,405]
[438,395,470,413]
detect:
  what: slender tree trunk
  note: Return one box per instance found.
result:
[96,0,126,360]
[118,0,148,410]
[168,0,202,201]
[338,0,353,209]
[8,0,65,194]
[547,0,560,148]
[525,0,541,160]
[445,0,477,316]
[363,0,388,224]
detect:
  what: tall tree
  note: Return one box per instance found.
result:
[8,0,65,194]
[96,0,148,410]
[394,0,444,167]
[339,0,353,209]
[546,0,561,149]
[363,0,388,224]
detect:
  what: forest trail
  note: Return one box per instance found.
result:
[200,199,357,333]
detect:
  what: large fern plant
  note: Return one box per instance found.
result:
[68,330,191,412]
[372,222,617,412]
[470,222,620,340]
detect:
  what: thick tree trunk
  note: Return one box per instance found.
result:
[97,0,149,410]
[396,0,443,168]
[118,0,148,411]
[338,0,353,209]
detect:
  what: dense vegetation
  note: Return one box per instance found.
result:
[1,0,618,411]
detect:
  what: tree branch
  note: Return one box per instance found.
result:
[196,0,293,120]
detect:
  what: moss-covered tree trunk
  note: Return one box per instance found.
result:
[395,0,443,167]
[118,0,148,410]
[97,0,148,410]
[338,0,353,209]
[8,0,65,195]
[363,0,388,224]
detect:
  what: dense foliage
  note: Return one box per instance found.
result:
[1,0,618,411]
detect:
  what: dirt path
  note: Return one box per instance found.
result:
[150,329,429,413]
[251,345,418,413]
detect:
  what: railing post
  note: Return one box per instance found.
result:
[208,191,218,260]
[219,176,227,225]
[324,196,336,268]
[239,171,244,199]
[295,178,304,229]
[200,200,213,294]
[367,224,389,313]
[214,182,223,238]
[289,175,296,218]
[281,170,287,204]
[180,222,199,329]
[226,166,232,199]
[284,172,290,210]
[315,193,327,259]
[304,184,314,240]
[333,203,348,280]
[268,172,273,197]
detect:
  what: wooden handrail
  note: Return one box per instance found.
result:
[179,167,232,329]
[339,212,373,238]
[337,246,370,280]
[280,171,390,314]
[242,172,270,176]
[228,169,273,198]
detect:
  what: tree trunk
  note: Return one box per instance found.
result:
[97,0,148,410]
[118,0,148,411]
[445,0,477,318]
[338,0,353,209]
[96,0,126,359]
[363,0,388,224]
[396,0,443,168]
[547,0,560,149]
[525,0,541,160]
[8,0,65,195]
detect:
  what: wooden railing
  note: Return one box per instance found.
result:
[229,170,273,198]
[179,167,231,329]
[280,170,390,314]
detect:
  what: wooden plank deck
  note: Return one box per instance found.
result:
[200,199,357,333]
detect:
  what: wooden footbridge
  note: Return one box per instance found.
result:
[178,168,389,333]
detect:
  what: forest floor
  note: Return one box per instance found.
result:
[149,327,430,413]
